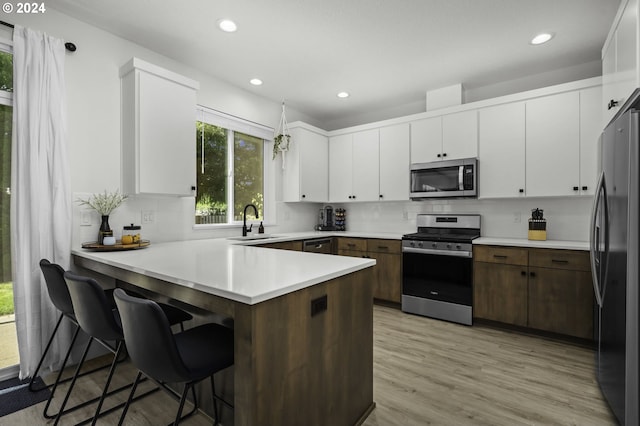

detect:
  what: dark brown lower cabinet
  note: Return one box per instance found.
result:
[337,238,402,303]
[473,245,593,340]
[527,266,593,339]
[257,240,302,251]
[473,261,528,326]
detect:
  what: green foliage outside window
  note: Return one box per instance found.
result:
[195,122,264,224]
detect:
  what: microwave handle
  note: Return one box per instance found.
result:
[458,166,464,190]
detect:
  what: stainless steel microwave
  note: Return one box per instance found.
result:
[410,158,478,199]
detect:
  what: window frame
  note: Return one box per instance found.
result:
[194,105,274,229]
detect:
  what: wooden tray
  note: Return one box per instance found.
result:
[81,240,150,251]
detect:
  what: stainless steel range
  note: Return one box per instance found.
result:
[401,214,481,325]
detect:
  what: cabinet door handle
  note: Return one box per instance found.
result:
[437,153,441,158]
[302,194,306,198]
[530,272,536,277]
[191,186,196,191]
[521,271,526,276]
[608,99,619,110]
[551,259,569,264]
[582,186,588,191]
[519,188,524,193]
[573,186,579,191]
[442,153,447,157]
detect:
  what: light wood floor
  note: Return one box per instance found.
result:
[2,305,616,425]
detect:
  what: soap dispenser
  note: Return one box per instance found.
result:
[258,221,264,234]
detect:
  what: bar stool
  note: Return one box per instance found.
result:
[114,288,234,425]
[35,259,121,420]
[59,272,158,425]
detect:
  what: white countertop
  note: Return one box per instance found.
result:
[473,237,589,251]
[72,237,376,305]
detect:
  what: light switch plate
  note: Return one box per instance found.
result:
[80,210,92,226]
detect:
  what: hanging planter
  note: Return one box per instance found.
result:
[273,101,291,169]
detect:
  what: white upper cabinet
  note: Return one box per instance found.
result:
[410,111,477,163]
[410,116,441,163]
[525,91,580,197]
[602,0,639,126]
[352,129,380,202]
[379,123,410,201]
[442,110,478,160]
[283,124,329,202]
[120,58,199,196]
[328,125,407,203]
[329,133,354,203]
[478,102,526,198]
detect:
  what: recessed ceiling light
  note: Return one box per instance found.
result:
[250,78,263,86]
[337,92,350,98]
[218,19,237,33]
[530,33,554,45]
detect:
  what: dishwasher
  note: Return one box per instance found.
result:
[303,238,334,254]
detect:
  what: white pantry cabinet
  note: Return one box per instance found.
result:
[478,101,526,198]
[602,0,639,126]
[379,123,410,201]
[410,111,477,163]
[525,91,580,197]
[120,58,199,196]
[282,124,329,202]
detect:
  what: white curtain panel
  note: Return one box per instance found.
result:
[10,25,72,379]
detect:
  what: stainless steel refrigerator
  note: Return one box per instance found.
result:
[590,104,640,426]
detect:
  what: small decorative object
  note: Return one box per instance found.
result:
[77,190,128,244]
[528,208,547,241]
[122,223,141,245]
[273,101,291,169]
[102,236,116,246]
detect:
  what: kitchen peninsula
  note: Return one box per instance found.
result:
[71,238,376,426]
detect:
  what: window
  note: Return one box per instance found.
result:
[195,107,271,226]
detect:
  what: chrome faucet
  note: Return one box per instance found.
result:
[242,204,259,236]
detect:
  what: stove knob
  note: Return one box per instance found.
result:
[409,241,415,247]
[418,242,424,248]
[431,243,437,248]
[456,244,461,249]
[446,244,452,249]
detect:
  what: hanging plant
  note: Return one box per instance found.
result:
[272,133,291,160]
[274,101,291,169]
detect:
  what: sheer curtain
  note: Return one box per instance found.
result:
[11,25,71,379]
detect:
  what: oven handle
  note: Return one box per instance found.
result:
[402,247,472,258]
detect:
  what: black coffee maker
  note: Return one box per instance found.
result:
[324,205,334,229]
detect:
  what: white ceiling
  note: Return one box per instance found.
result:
[50,0,619,128]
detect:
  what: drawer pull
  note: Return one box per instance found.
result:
[347,243,356,247]
[377,246,388,249]
[551,259,569,264]
[493,255,508,259]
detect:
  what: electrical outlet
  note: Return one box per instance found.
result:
[513,212,521,223]
[141,210,155,224]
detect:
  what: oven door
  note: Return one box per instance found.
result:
[402,250,473,306]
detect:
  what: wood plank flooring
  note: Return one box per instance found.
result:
[363,306,616,426]
[2,305,616,425]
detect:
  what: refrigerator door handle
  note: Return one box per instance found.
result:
[590,170,606,307]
